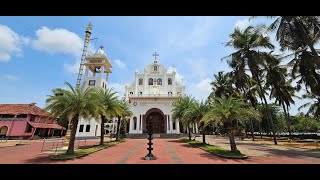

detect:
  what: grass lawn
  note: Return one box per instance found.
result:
[51,138,127,160]
[180,138,248,159]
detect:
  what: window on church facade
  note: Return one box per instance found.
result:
[148,78,153,85]
[157,78,162,85]
[133,117,137,130]
[139,78,143,85]
[168,78,172,85]
[154,66,157,71]
[86,125,90,132]
[173,122,176,130]
[79,125,84,132]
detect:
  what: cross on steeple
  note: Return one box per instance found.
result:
[153,51,159,62]
[99,45,104,49]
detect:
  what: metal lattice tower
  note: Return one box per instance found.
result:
[76,22,93,88]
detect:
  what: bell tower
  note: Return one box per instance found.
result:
[83,45,112,90]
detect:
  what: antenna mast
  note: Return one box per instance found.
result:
[76,22,93,88]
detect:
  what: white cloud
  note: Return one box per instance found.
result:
[234,18,250,30]
[32,26,83,57]
[114,59,126,69]
[188,78,212,101]
[108,82,125,97]
[4,74,19,81]
[0,24,29,62]
[64,62,80,74]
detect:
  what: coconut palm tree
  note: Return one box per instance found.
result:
[96,88,119,145]
[203,95,260,152]
[224,25,279,144]
[264,55,296,138]
[115,100,133,140]
[184,100,210,143]
[45,82,103,154]
[299,93,320,120]
[261,16,320,65]
[172,95,196,140]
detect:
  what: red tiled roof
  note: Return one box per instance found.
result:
[0,103,50,116]
[28,121,66,130]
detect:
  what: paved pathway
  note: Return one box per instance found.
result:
[0,138,319,164]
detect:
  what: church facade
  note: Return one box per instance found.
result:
[125,54,186,135]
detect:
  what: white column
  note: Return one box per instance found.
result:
[195,123,199,134]
[193,125,195,134]
[144,74,147,92]
[100,66,104,78]
[140,116,142,133]
[169,117,173,134]
[176,121,180,134]
[166,115,169,133]
[129,118,133,134]
[136,116,140,134]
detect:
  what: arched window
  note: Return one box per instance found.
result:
[148,78,153,85]
[133,117,137,130]
[168,78,172,85]
[139,78,143,85]
[154,66,157,71]
[157,78,162,85]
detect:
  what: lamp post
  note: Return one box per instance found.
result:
[145,115,157,160]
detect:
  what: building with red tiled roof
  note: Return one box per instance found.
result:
[0,103,66,139]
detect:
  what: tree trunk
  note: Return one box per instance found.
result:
[202,130,206,144]
[187,124,191,140]
[66,115,79,154]
[281,102,291,139]
[227,127,238,152]
[116,116,121,141]
[250,119,255,141]
[259,123,262,139]
[100,115,106,145]
[256,76,278,145]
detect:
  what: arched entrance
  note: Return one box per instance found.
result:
[0,126,8,137]
[145,108,165,133]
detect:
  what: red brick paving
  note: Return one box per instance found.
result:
[0,138,319,164]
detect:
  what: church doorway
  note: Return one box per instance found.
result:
[145,108,165,133]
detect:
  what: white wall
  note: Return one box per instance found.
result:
[76,117,101,138]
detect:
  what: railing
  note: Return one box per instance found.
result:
[128,94,182,97]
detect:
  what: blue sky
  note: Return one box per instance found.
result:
[0,16,310,115]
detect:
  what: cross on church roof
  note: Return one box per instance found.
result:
[153,51,159,61]
[99,45,104,49]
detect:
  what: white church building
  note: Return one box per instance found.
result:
[124,52,196,137]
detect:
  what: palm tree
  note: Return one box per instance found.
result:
[299,93,320,120]
[45,82,103,154]
[96,88,119,145]
[114,100,133,140]
[202,95,260,152]
[210,71,239,98]
[184,100,210,143]
[265,55,296,138]
[224,25,279,144]
[262,16,320,65]
[172,95,196,140]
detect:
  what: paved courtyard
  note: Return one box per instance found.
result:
[0,137,319,164]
